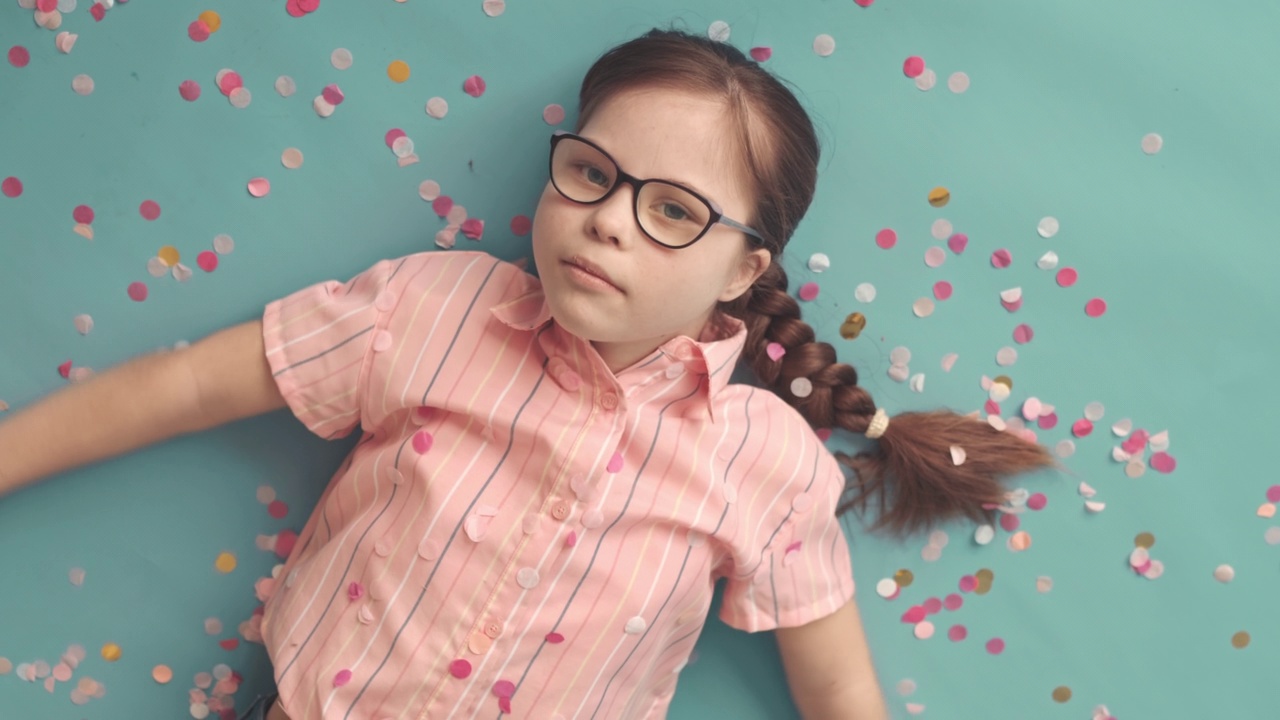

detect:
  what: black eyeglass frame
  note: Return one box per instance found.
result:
[548,130,769,250]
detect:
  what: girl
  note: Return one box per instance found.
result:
[0,28,1055,720]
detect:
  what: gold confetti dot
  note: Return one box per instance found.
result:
[387,60,411,83]
[1232,631,1250,649]
[152,664,173,684]
[101,643,121,662]
[1052,686,1072,703]
[839,312,866,340]
[198,10,221,32]
[893,569,914,588]
[993,375,1014,390]
[974,568,994,595]
[214,552,237,574]
[1135,532,1155,549]
[158,245,180,267]
[928,186,950,207]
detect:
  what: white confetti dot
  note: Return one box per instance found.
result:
[875,578,898,598]
[974,524,995,545]
[924,246,946,268]
[897,679,917,697]
[172,263,193,282]
[213,234,235,254]
[624,616,647,634]
[1141,133,1163,155]
[813,34,836,57]
[912,297,935,318]
[940,353,958,371]
[920,544,941,562]
[73,314,93,335]
[425,96,449,119]
[275,75,297,97]
[708,20,731,42]
[988,382,1011,403]
[281,148,304,169]
[331,48,353,70]
[915,68,937,91]
[229,87,252,109]
[931,218,953,240]
[392,136,415,158]
[418,180,441,201]
[807,253,830,272]
[913,621,934,640]
[1084,402,1106,421]
[1111,418,1133,437]
[1265,527,1280,545]
[1037,216,1059,238]
[928,530,949,548]
[909,373,925,393]
[1213,565,1235,583]
[482,0,505,17]
[1036,576,1054,593]
[1055,439,1076,458]
[71,74,94,95]
[854,283,876,303]
[1125,460,1146,478]
[1036,251,1059,270]
[996,347,1018,366]
[887,364,909,383]
[890,347,912,365]
[790,377,813,398]
[516,567,540,589]
[313,96,335,118]
[947,72,970,93]
[146,257,168,277]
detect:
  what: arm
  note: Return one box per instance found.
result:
[775,599,889,720]
[0,319,285,498]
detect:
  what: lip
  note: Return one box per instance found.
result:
[563,256,622,292]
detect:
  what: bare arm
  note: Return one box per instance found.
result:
[775,599,889,720]
[0,319,285,498]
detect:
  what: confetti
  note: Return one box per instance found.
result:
[275,76,297,97]
[387,60,410,83]
[247,178,270,197]
[903,56,925,78]
[948,233,968,253]
[1,177,22,198]
[1085,298,1108,317]
[798,282,819,301]
[543,103,566,125]
[101,643,121,662]
[948,72,970,93]
[931,219,953,239]
[1057,267,1078,287]
[915,68,937,91]
[708,20,731,42]
[482,0,506,16]
[179,80,202,101]
[139,200,161,220]
[214,552,237,574]
[72,74,95,95]
[813,34,836,56]
[282,148,304,169]
[426,97,449,118]
[331,48,353,70]
[750,47,772,62]
[912,297,935,318]
[991,249,1012,268]
[1142,133,1163,154]
[463,75,486,97]
[933,281,953,300]
[924,246,946,267]
[875,228,897,249]
[1038,216,1059,238]
[153,664,173,684]
[8,46,31,68]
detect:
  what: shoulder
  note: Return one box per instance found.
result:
[384,250,540,299]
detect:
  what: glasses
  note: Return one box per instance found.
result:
[548,130,767,250]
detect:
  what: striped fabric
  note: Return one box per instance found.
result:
[258,250,855,720]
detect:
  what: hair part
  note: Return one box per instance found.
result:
[576,27,1059,537]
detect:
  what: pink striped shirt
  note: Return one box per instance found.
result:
[258,250,855,720]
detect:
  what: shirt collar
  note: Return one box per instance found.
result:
[490,284,747,423]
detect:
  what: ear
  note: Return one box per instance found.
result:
[718,247,772,303]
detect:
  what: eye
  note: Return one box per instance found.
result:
[660,203,691,221]
[580,164,610,187]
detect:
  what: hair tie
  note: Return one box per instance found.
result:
[864,408,890,439]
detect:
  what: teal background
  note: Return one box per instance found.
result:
[1,1,1275,718]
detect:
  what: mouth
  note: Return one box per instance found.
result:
[563,257,622,292]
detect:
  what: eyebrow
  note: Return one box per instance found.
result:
[583,134,717,201]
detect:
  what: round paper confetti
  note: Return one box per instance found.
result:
[708,20,731,42]
[948,625,967,641]
[426,97,449,118]
[214,552,236,573]
[334,669,352,687]
[543,103,565,125]
[179,80,201,101]
[139,200,161,220]
[197,251,218,272]
[1214,565,1235,583]
[924,246,946,268]
[72,74,94,95]
[9,46,31,68]
[933,281,953,300]
[153,665,173,684]
[101,643,121,662]
[854,283,876,303]
[985,638,1005,655]
[875,228,897,249]
[813,34,835,56]
[1037,216,1059,238]
[188,20,211,42]
[1013,324,1034,344]
[463,75,486,97]
[213,234,235,253]
[1057,267,1078,287]
[991,249,1012,268]
[511,214,532,235]
[797,282,819,301]
[915,68,937,91]
[948,233,968,253]
[229,87,252,109]
[1052,687,1072,703]
[247,178,270,198]
[1085,298,1108,317]
[931,219,953,240]
[1232,631,1250,649]
[912,298,935,317]
[275,76,297,97]
[127,282,148,302]
[1142,133,1163,154]
[331,48,353,70]
[928,187,950,207]
[903,56,925,78]
[750,47,772,62]
[282,148,304,169]
[482,0,505,16]
[387,60,410,83]
[198,11,221,32]
[1,177,22,198]
[948,72,970,93]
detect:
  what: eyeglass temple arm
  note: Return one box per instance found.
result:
[718,216,766,242]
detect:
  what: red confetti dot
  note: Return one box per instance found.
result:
[460,218,485,240]
[933,281,953,300]
[333,669,352,687]
[1027,492,1048,510]
[197,251,219,272]
[268,500,288,519]
[322,84,345,106]
[498,697,512,714]
[449,659,472,679]
[991,248,1012,268]
[285,0,306,17]
[298,0,320,11]
[90,2,105,21]
[58,360,73,379]
[1071,418,1093,437]
[463,75,486,97]
[127,282,148,302]
[510,215,532,236]
[875,228,897,249]
[413,430,434,454]
[999,513,1020,532]
[139,200,161,220]
[219,638,240,651]
[947,233,968,254]
[1,177,22,198]
[984,399,1001,415]
[854,0,874,6]
[275,529,298,558]
[986,638,1006,655]
[901,605,926,624]
[1085,298,1107,317]
[545,632,564,644]
[1267,485,1280,503]
[8,46,30,68]
[73,205,95,224]
[37,0,57,11]
[1150,451,1177,474]
[217,71,243,96]
[797,282,819,301]
[749,47,772,62]
[1038,412,1058,430]
[179,80,202,101]
[385,128,407,148]
[948,625,968,642]
[903,56,925,78]
[492,680,516,698]
[432,195,454,217]
[188,20,211,42]
[1056,267,1078,287]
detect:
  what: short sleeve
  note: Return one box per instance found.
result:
[718,451,856,633]
[261,257,398,440]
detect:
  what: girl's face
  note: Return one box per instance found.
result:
[531,87,772,374]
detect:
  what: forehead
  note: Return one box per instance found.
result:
[577,88,751,211]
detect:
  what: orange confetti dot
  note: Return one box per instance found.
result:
[387,60,410,83]
[152,664,173,684]
[158,245,180,267]
[198,10,221,32]
[101,643,121,662]
[1232,631,1251,649]
[214,552,237,574]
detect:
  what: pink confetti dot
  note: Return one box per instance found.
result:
[798,282,819,301]
[903,56,925,78]
[197,251,219,272]
[267,500,288,519]
[986,638,1006,655]
[984,399,1001,415]
[958,575,977,593]
[413,430,434,453]
[607,451,624,473]
[460,218,485,240]
[385,128,407,148]
[90,2,105,21]
[948,625,967,642]
[1038,412,1058,430]
[347,582,364,601]
[1056,267,1078,287]
[247,178,270,198]
[127,282,148,302]
[875,228,897,249]
[449,659,472,679]
[947,233,968,254]
[1150,451,1177,474]
[218,72,243,96]
[1267,485,1280,503]
[1071,418,1093,437]
[8,46,30,68]
[1013,323,1034,344]
[188,20,211,42]
[463,75,486,97]
[510,215,532,236]
[432,195,454,217]
[139,200,161,220]
[922,597,942,614]
[73,205,95,224]
[545,632,564,644]
[933,281,953,300]
[750,46,772,62]
[498,697,512,714]
[1085,298,1107,317]
[298,0,321,11]
[1,177,22,198]
[275,529,297,558]
[943,593,963,611]
[542,103,565,125]
[999,513,1020,532]
[991,248,1012,268]
[179,80,202,101]
[854,0,874,6]
[322,84,345,105]
[38,0,56,11]
[333,669,352,687]
[1027,492,1048,510]
[901,606,926,624]
[492,680,516,698]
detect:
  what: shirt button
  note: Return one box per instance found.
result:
[599,392,619,410]
[550,502,572,522]
[484,621,503,638]
[372,330,394,353]
[374,541,390,557]
[375,289,397,313]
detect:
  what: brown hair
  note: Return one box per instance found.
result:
[576,27,1059,537]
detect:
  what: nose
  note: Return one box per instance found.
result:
[585,181,638,246]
